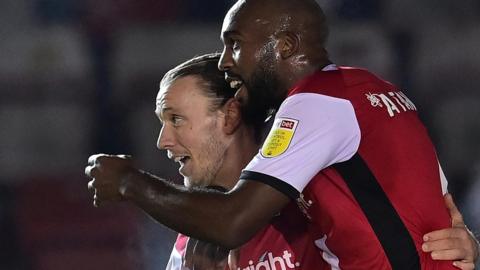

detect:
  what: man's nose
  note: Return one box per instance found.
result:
[218,47,233,72]
[157,125,175,150]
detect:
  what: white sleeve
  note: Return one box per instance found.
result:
[165,235,188,270]
[241,93,361,197]
[438,162,449,195]
[165,245,183,270]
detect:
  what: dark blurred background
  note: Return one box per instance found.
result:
[0,0,479,269]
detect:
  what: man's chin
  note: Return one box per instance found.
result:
[183,177,207,189]
[183,178,193,188]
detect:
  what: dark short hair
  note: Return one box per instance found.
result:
[160,53,234,112]
[160,53,265,143]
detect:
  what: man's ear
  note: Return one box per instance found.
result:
[222,98,242,135]
[277,31,300,59]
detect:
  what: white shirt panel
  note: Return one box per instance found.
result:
[165,245,183,270]
[315,235,341,270]
[438,162,449,195]
[244,93,361,193]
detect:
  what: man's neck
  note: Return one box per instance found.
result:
[282,58,332,92]
[212,128,259,191]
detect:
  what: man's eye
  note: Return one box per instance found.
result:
[232,40,240,50]
[171,115,183,126]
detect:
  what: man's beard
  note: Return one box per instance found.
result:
[242,48,285,130]
[184,124,228,189]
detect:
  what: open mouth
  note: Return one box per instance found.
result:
[167,151,190,165]
[229,79,243,89]
[225,74,244,90]
[173,156,190,164]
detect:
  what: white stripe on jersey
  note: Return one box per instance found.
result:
[438,162,448,195]
[315,235,341,270]
[165,245,185,270]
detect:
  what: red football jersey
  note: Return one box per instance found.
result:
[233,202,327,270]
[241,66,454,269]
[167,203,326,270]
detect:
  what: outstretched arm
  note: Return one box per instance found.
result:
[422,193,479,270]
[85,154,290,249]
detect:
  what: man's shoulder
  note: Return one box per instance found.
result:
[291,66,394,97]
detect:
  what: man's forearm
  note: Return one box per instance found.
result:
[85,154,290,249]
[119,170,284,249]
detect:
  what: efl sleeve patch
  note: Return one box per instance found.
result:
[243,93,360,193]
[261,118,299,158]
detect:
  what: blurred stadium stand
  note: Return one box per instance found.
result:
[14,176,145,270]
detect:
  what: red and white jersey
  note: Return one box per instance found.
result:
[166,234,188,270]
[233,202,327,270]
[241,65,454,269]
[166,203,326,270]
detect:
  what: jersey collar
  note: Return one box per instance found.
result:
[321,64,338,71]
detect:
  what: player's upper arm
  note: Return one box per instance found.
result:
[241,93,361,197]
